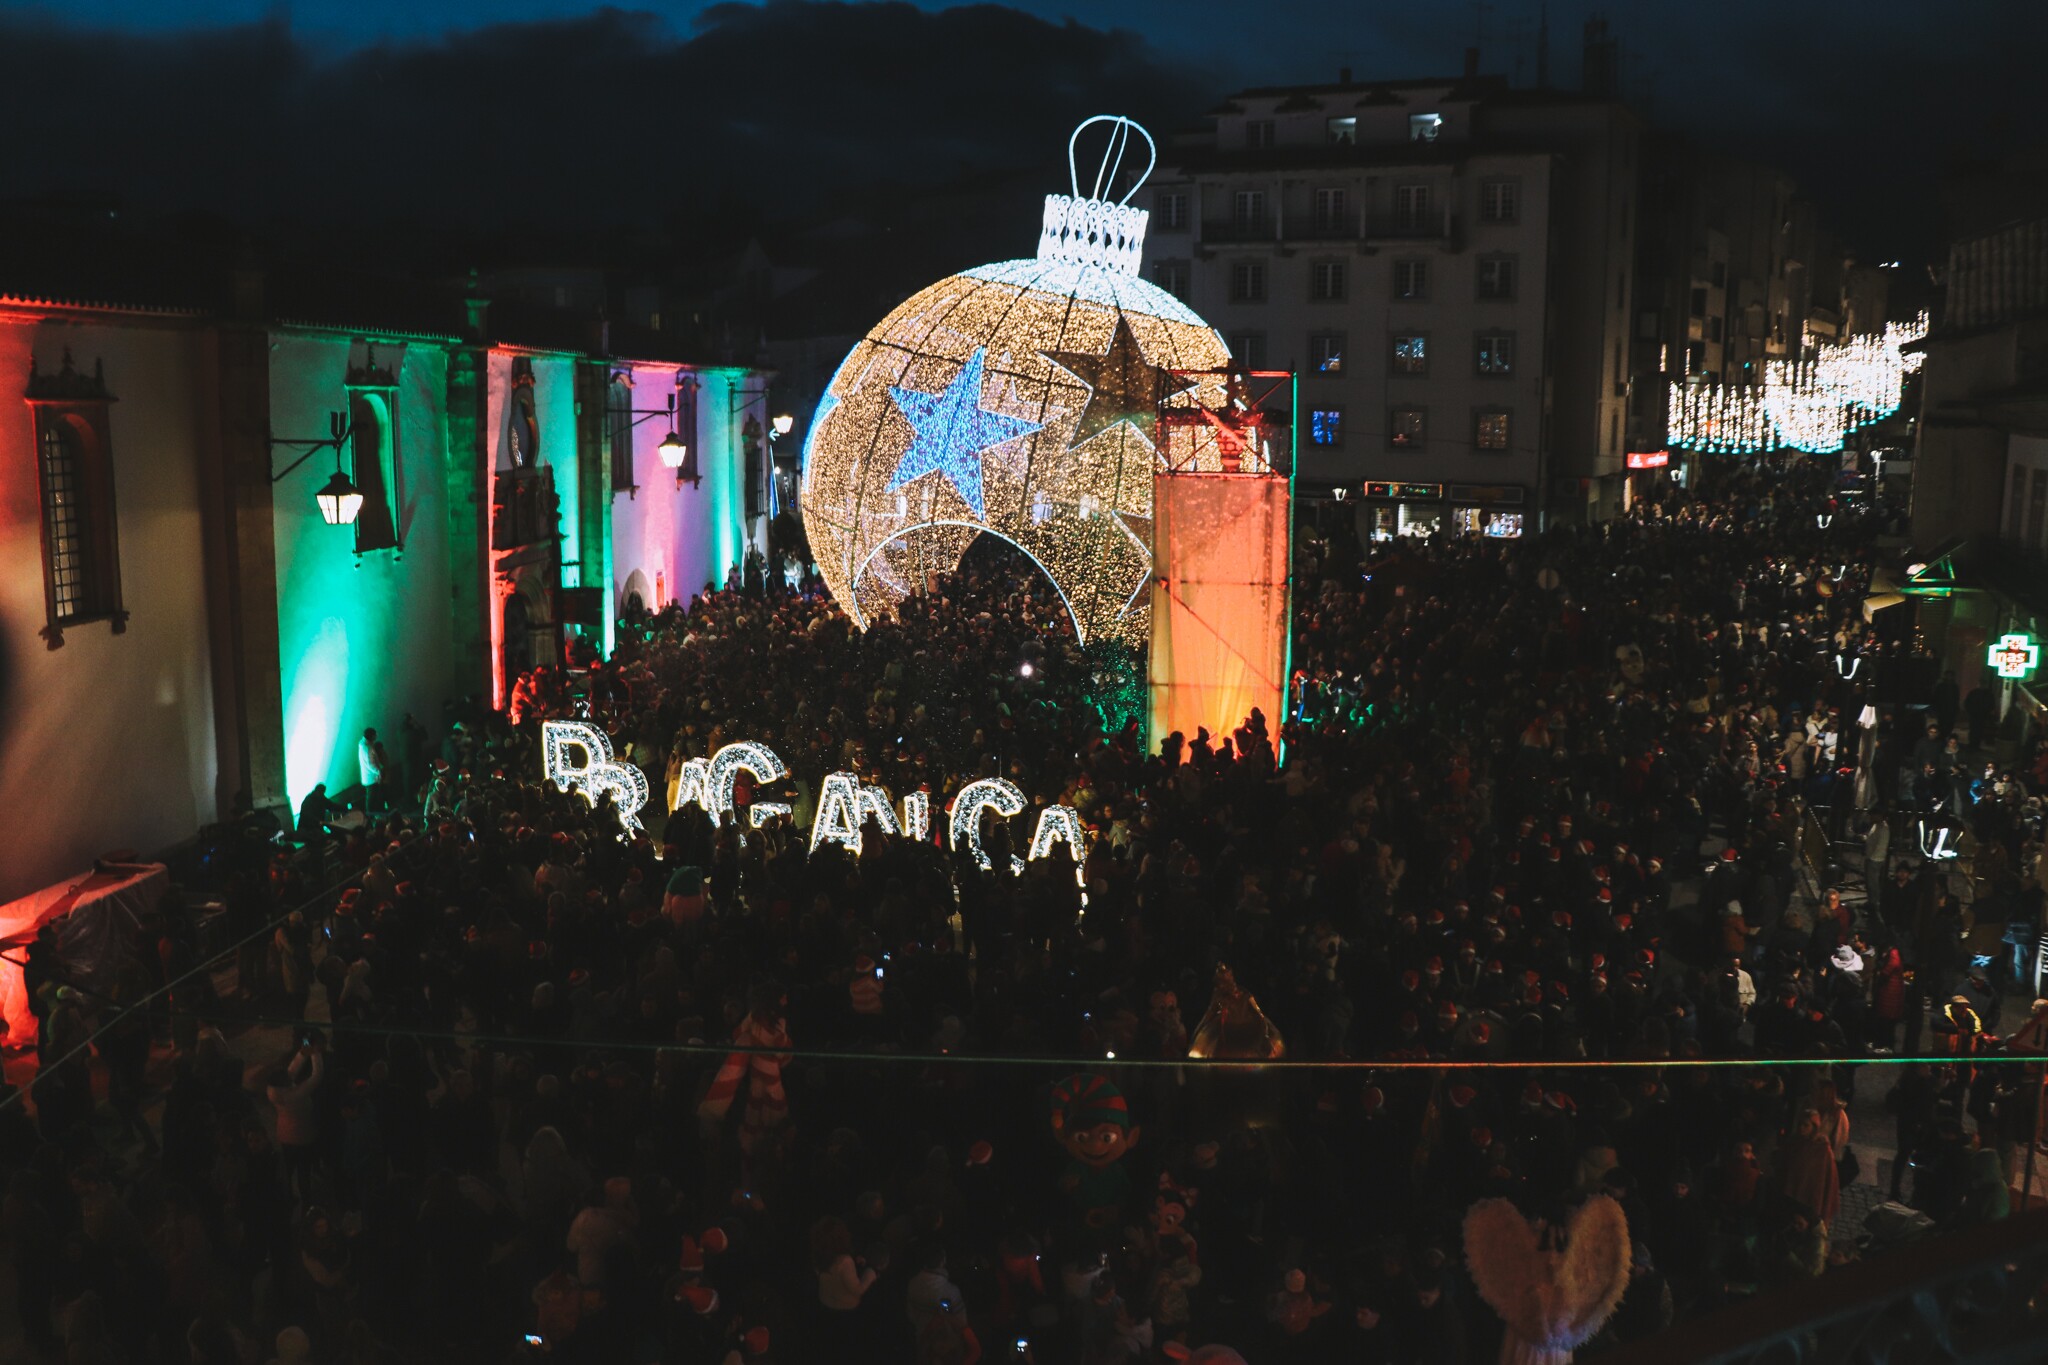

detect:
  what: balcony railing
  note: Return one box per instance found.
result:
[1366,210,1458,241]
[1201,216,1275,244]
[1200,210,1458,245]
[1595,1206,2048,1365]
[1290,211,1360,241]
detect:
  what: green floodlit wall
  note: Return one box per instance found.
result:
[272,335,456,811]
[710,370,749,591]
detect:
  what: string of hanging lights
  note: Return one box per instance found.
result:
[1666,312,1927,455]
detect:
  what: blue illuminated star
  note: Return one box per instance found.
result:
[886,347,1042,519]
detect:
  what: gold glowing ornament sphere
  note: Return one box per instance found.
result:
[800,116,1233,646]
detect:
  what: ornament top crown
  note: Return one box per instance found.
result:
[1037,115,1155,275]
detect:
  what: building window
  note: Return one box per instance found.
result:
[1158,190,1189,229]
[1228,332,1267,369]
[1394,183,1431,232]
[26,351,125,647]
[38,424,99,623]
[1230,261,1267,302]
[1390,407,1427,450]
[1474,409,1512,451]
[1480,179,1519,223]
[1327,116,1357,145]
[1310,408,1343,446]
[1708,316,1723,343]
[1233,189,1267,228]
[1313,186,1347,233]
[1309,331,1346,374]
[1392,333,1429,375]
[608,373,636,494]
[1394,259,1428,299]
[1409,112,1443,142]
[2011,464,2029,540]
[2032,468,2048,548]
[1690,286,1707,317]
[1476,331,1515,376]
[1246,119,1275,150]
[1711,261,1727,288]
[1477,255,1518,300]
[1154,259,1190,300]
[348,391,399,553]
[1310,260,1346,302]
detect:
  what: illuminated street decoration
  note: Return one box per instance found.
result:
[673,757,712,816]
[1918,818,1961,861]
[901,790,931,842]
[800,116,1233,647]
[1029,803,1089,900]
[1045,313,1195,447]
[886,347,1045,519]
[1667,312,1928,454]
[854,782,901,836]
[708,741,789,826]
[951,777,1027,872]
[811,772,864,854]
[1666,380,1771,454]
[1029,804,1086,865]
[1988,632,2041,680]
[576,723,1084,866]
[541,720,651,833]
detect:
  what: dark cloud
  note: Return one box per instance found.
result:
[4,0,2042,275]
[0,2,1204,265]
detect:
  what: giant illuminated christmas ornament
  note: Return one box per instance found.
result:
[800,116,1234,646]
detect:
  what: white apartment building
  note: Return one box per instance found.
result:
[1144,71,1640,530]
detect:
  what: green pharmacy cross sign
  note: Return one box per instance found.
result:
[1988,632,2042,680]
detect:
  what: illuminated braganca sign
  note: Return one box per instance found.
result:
[542,721,1088,885]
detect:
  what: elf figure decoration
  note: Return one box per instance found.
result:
[1049,1072,1141,1230]
[1463,1195,1631,1365]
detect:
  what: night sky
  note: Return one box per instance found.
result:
[2,0,2040,276]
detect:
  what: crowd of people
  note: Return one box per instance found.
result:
[5,457,2047,1365]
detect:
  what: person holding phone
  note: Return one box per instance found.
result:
[812,1215,885,1359]
[264,1035,324,1199]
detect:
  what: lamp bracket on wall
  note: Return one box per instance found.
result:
[270,410,364,527]
[269,410,353,482]
[622,391,699,489]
